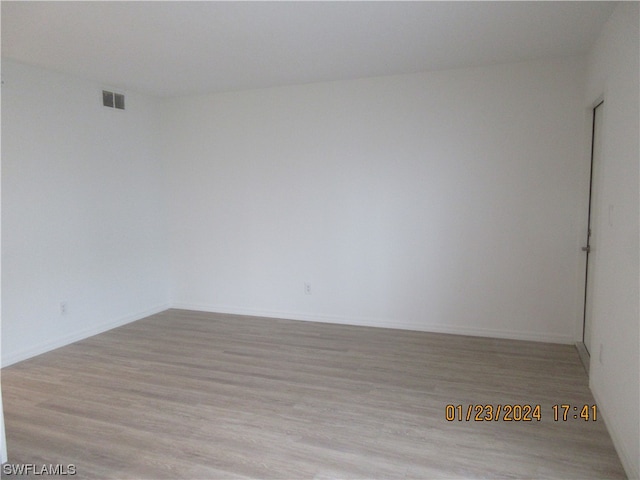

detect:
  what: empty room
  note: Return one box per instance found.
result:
[1,1,638,479]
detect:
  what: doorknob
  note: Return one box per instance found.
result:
[582,245,591,253]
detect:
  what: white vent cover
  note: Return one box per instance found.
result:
[102,90,124,110]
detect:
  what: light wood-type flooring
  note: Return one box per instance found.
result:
[2,309,626,479]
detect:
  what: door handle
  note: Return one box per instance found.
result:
[582,246,591,253]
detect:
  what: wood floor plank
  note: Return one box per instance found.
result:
[2,309,626,479]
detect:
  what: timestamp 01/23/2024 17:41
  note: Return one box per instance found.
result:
[444,404,598,422]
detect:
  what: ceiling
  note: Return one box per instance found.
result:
[1,1,616,98]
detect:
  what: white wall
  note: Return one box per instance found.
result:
[1,25,635,475]
[0,67,6,461]
[584,3,639,478]
[1,60,170,366]
[163,56,587,344]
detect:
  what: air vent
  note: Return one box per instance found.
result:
[102,90,125,110]
[102,90,114,107]
[114,93,125,110]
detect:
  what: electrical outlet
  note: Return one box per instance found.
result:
[60,301,67,315]
[304,282,312,295]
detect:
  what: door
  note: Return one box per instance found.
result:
[583,101,604,355]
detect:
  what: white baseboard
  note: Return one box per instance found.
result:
[1,303,170,368]
[170,303,574,344]
[591,389,639,480]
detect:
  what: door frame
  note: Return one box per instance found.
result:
[577,97,604,372]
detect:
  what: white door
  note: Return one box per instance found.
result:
[583,101,604,354]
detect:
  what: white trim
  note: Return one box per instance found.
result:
[171,303,574,344]
[575,341,590,374]
[591,388,639,480]
[0,391,6,464]
[1,304,170,368]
